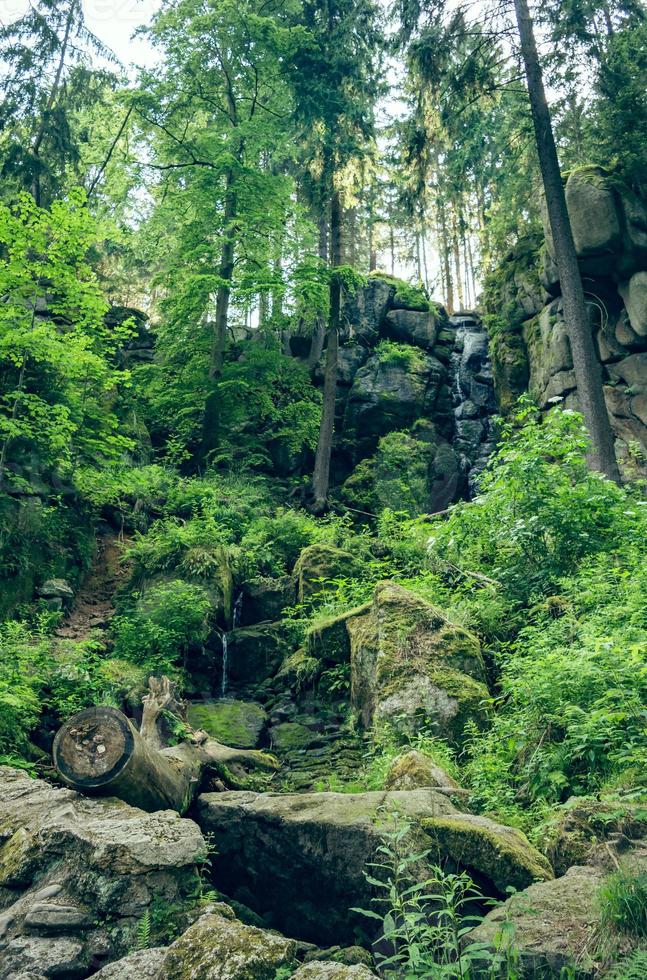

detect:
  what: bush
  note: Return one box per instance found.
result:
[599,867,647,938]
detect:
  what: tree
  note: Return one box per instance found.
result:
[512,0,620,483]
[0,0,115,205]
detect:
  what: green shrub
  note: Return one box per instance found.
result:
[599,867,647,937]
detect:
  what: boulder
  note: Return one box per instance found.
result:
[383,308,438,349]
[466,865,605,977]
[239,576,295,626]
[197,788,550,946]
[384,749,462,793]
[226,622,288,685]
[269,722,315,751]
[187,701,268,749]
[619,271,647,337]
[88,947,168,979]
[542,797,647,877]
[0,767,206,976]
[294,544,358,603]
[348,582,489,742]
[37,578,74,611]
[293,964,377,979]
[523,301,576,408]
[565,167,622,259]
[161,909,297,979]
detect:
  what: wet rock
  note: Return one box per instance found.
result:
[187,701,267,749]
[239,576,295,626]
[161,909,297,979]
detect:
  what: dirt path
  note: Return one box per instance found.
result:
[55,533,129,641]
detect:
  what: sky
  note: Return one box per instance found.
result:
[0,0,162,67]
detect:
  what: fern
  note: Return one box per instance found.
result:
[606,950,647,979]
[134,909,151,951]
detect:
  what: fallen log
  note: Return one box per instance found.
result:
[53,676,278,813]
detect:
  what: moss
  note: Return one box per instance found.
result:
[187,700,267,748]
[421,814,553,893]
[270,722,314,751]
[368,271,432,312]
[277,648,321,688]
[0,827,34,887]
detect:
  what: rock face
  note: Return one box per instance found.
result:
[197,788,551,946]
[491,170,647,474]
[0,767,206,978]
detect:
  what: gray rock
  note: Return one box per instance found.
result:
[197,787,551,947]
[37,579,74,611]
[384,749,462,792]
[383,307,438,349]
[565,167,622,258]
[340,277,393,345]
[88,947,168,979]
[0,767,206,975]
[293,964,377,979]
[619,271,647,337]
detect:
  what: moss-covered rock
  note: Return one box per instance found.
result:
[294,544,358,603]
[161,910,297,979]
[421,813,553,892]
[270,721,315,751]
[541,797,647,876]
[384,749,462,792]
[240,576,295,626]
[276,648,321,688]
[490,330,530,413]
[187,701,267,748]
[305,603,370,665]
[293,963,377,979]
[349,582,489,743]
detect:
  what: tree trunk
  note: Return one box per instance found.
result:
[307,213,330,372]
[513,0,620,483]
[312,190,342,512]
[452,206,464,310]
[53,678,277,814]
[210,169,238,378]
[438,205,453,314]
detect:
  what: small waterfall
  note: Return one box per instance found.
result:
[449,314,497,495]
[220,590,243,698]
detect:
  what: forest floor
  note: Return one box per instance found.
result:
[55,532,129,641]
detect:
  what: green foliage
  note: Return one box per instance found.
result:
[112,580,213,673]
[605,950,647,980]
[353,812,516,978]
[599,867,647,938]
[363,723,459,791]
[376,340,427,371]
[343,430,435,517]
[0,191,133,481]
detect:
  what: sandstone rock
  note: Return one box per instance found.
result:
[565,167,622,258]
[0,767,205,975]
[466,865,605,977]
[293,964,377,979]
[384,749,462,792]
[197,787,550,946]
[187,701,267,749]
[160,910,297,980]
[240,576,295,626]
[349,582,489,742]
[383,307,438,349]
[490,331,530,414]
[294,544,358,603]
[341,277,393,345]
[619,271,647,337]
[89,947,168,979]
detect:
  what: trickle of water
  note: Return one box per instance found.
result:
[221,591,243,698]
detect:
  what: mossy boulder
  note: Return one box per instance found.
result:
[348,582,489,743]
[305,604,370,665]
[197,788,550,947]
[384,749,462,792]
[541,796,647,876]
[240,576,295,626]
[87,948,167,979]
[187,701,268,749]
[277,648,321,688]
[294,544,358,603]
[490,330,530,414]
[270,721,315,751]
[293,964,377,979]
[161,909,297,979]
[421,813,553,893]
